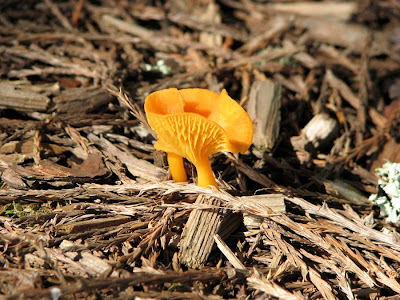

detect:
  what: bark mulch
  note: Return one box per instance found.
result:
[1,0,400,299]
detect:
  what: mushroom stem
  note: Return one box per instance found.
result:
[195,155,218,189]
[167,152,188,182]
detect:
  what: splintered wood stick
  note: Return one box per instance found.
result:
[178,194,241,268]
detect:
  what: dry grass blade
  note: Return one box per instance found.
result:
[5,269,227,300]
[106,84,155,138]
[247,274,305,300]
[286,197,400,249]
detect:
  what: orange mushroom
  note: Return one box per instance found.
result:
[144,88,253,189]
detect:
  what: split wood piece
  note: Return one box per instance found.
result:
[0,82,50,112]
[56,215,132,234]
[179,194,240,268]
[302,113,338,150]
[242,194,286,229]
[247,80,281,151]
[53,87,113,114]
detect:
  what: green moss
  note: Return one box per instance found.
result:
[1,201,51,218]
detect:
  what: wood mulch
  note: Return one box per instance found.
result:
[1,0,400,299]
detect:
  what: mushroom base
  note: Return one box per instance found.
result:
[195,155,218,189]
[167,152,188,183]
[167,153,218,189]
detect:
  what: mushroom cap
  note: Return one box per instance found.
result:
[144,88,253,164]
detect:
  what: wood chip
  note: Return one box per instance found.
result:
[302,113,338,149]
[53,87,113,114]
[322,179,370,205]
[88,134,167,182]
[325,69,361,109]
[247,80,281,150]
[0,82,50,112]
[179,195,239,268]
[2,153,109,188]
[56,215,132,234]
[242,194,286,228]
[297,18,369,49]
[266,2,357,21]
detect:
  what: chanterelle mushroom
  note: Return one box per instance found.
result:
[144,88,253,189]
